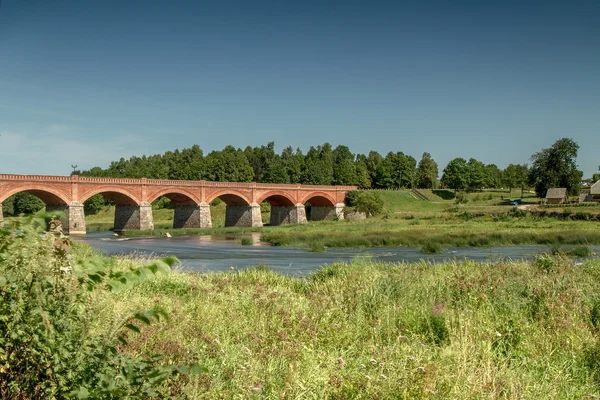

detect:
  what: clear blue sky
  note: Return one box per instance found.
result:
[1,0,598,177]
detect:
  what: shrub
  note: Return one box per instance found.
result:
[454,192,468,204]
[240,237,253,245]
[344,191,383,217]
[0,217,200,398]
[421,242,442,254]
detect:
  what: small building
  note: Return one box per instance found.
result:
[591,180,600,202]
[545,188,568,204]
[579,192,593,203]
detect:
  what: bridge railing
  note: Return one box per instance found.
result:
[0,174,357,191]
[0,174,71,182]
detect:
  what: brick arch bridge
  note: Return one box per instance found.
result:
[0,174,355,234]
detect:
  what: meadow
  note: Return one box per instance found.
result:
[3,211,600,398]
[120,190,600,251]
[86,244,600,398]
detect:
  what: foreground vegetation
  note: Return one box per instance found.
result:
[3,218,600,398]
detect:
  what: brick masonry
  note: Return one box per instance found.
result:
[0,175,355,233]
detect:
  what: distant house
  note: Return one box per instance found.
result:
[545,188,568,204]
[591,180,600,202]
[579,191,593,203]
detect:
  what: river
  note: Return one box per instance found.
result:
[74,232,600,276]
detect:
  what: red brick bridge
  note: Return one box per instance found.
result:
[0,174,355,234]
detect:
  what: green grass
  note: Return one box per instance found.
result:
[88,251,600,398]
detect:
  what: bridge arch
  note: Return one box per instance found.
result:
[146,188,200,205]
[256,191,296,206]
[0,185,70,205]
[79,186,140,205]
[300,192,337,207]
[206,190,251,206]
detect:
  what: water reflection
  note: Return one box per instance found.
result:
[76,232,599,277]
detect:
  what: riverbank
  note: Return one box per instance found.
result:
[121,212,600,252]
[91,251,600,398]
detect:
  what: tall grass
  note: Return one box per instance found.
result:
[92,255,600,398]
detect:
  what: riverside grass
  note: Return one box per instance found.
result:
[88,251,600,399]
[118,190,600,249]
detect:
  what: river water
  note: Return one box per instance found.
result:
[74,232,600,276]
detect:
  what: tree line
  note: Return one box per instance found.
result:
[73,138,590,197]
[1,137,592,217]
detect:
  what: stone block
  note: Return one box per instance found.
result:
[114,202,154,233]
[270,204,307,225]
[225,203,263,227]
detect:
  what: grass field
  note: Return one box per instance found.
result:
[88,248,600,398]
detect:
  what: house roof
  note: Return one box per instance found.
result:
[546,188,568,199]
[592,180,600,195]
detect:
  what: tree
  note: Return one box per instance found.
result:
[354,154,372,189]
[204,146,254,182]
[529,138,583,197]
[592,173,600,183]
[332,145,357,185]
[301,144,334,185]
[484,164,502,188]
[281,147,304,184]
[14,192,45,214]
[365,151,383,185]
[416,152,438,188]
[84,194,107,215]
[502,164,519,192]
[373,153,396,188]
[262,158,290,184]
[467,158,487,191]
[441,158,469,190]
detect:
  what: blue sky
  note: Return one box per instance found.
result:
[0,0,598,177]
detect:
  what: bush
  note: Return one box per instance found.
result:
[240,237,253,245]
[454,191,468,204]
[421,242,442,254]
[344,191,383,217]
[0,217,200,398]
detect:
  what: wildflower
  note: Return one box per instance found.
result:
[360,364,366,369]
[249,383,263,392]
[495,332,502,337]
[369,358,377,365]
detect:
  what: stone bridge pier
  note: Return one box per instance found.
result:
[309,204,345,221]
[45,202,86,234]
[225,203,263,227]
[270,204,307,226]
[173,203,212,229]
[113,202,153,233]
